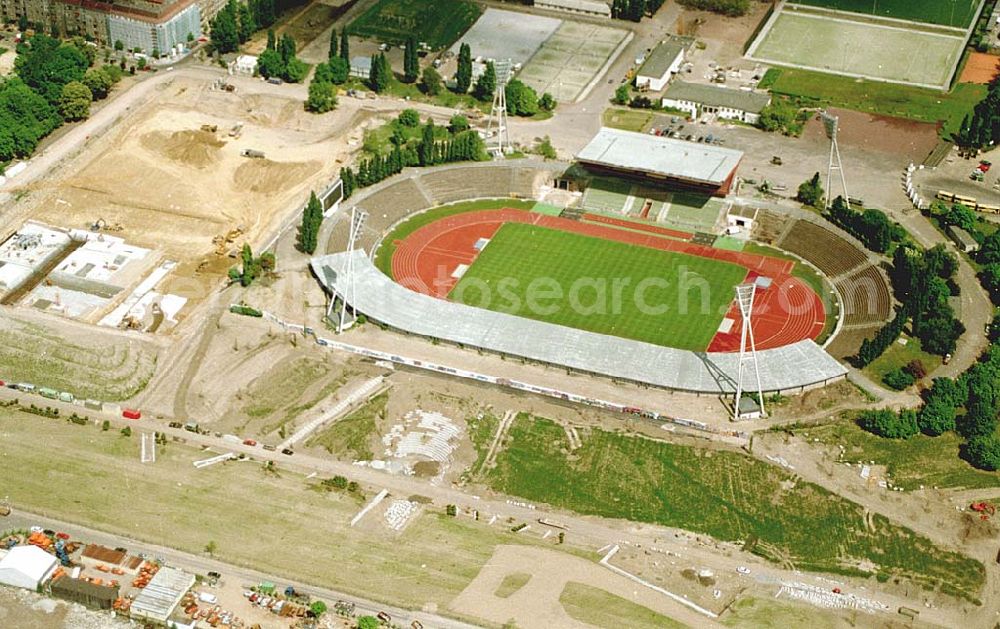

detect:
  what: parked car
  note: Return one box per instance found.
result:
[243,439,257,446]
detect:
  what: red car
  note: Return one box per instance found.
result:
[243,439,257,446]
[122,408,141,420]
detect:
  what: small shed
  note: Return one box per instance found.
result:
[229,54,258,76]
[737,396,762,420]
[0,545,58,590]
[948,226,979,253]
[350,56,372,79]
[50,576,118,609]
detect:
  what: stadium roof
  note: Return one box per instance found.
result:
[637,38,688,79]
[312,251,846,394]
[576,128,744,186]
[663,81,772,114]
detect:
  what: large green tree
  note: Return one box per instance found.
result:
[403,36,419,83]
[209,1,240,54]
[796,172,824,208]
[473,61,495,101]
[455,43,472,93]
[505,79,539,116]
[59,81,92,121]
[421,66,442,95]
[298,191,323,253]
[306,79,338,113]
[15,34,89,105]
[369,53,391,93]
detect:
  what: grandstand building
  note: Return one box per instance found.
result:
[311,251,847,395]
[576,127,743,196]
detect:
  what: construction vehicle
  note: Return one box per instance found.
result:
[200,124,218,133]
[771,156,782,166]
[971,502,996,519]
[90,218,125,233]
[212,225,245,256]
[241,149,265,159]
[377,611,391,623]
[229,122,243,138]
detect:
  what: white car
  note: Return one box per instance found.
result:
[736,566,751,575]
[198,592,218,604]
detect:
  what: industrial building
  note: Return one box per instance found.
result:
[662,81,772,125]
[2,0,200,54]
[575,127,744,196]
[635,38,689,92]
[534,0,611,18]
[0,545,58,590]
[50,575,119,610]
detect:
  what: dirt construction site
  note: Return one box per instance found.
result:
[5,72,366,321]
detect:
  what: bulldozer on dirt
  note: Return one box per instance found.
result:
[212,225,246,256]
[200,124,218,133]
[90,218,124,233]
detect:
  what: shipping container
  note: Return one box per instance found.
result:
[58,392,74,403]
[84,399,102,411]
[39,388,58,399]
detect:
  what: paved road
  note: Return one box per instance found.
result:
[1,510,478,629]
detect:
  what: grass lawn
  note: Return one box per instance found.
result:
[862,335,941,387]
[449,223,746,350]
[601,107,654,133]
[464,412,500,479]
[0,408,552,612]
[494,572,531,598]
[349,0,482,49]
[793,0,980,28]
[722,597,843,628]
[0,317,157,401]
[237,356,352,438]
[559,582,686,629]
[375,199,535,276]
[760,67,985,138]
[485,415,985,601]
[798,418,1000,491]
[306,392,386,460]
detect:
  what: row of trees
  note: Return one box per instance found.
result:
[611,0,667,21]
[956,76,1000,148]
[228,244,275,287]
[2,34,123,163]
[676,0,749,16]
[338,111,487,200]
[856,309,907,367]
[860,341,1000,470]
[210,0,284,54]
[298,191,323,254]
[306,30,351,113]
[258,30,308,82]
[827,196,905,254]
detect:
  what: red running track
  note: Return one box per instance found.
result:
[390,209,825,352]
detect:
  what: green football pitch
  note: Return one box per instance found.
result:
[448,223,747,351]
[792,0,981,28]
[349,0,482,49]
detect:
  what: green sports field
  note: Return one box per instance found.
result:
[448,223,747,350]
[792,0,981,28]
[750,9,965,88]
[349,0,482,49]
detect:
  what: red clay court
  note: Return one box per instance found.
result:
[389,209,826,352]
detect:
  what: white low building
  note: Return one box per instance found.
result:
[635,39,688,92]
[350,56,372,79]
[662,81,772,125]
[229,54,258,76]
[534,0,611,18]
[0,545,58,590]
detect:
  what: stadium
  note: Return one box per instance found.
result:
[309,130,895,396]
